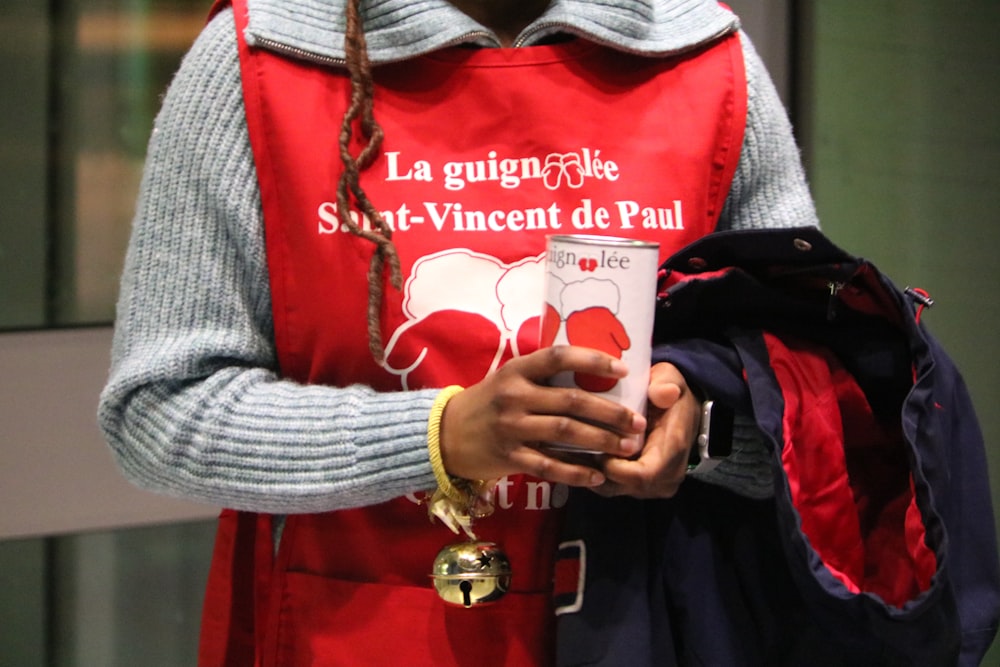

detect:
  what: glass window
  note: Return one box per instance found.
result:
[0,0,204,329]
[0,522,216,666]
[1,3,214,666]
[0,0,50,327]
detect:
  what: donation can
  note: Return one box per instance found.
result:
[539,234,660,449]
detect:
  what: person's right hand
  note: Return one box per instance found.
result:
[438,345,647,488]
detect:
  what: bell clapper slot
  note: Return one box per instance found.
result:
[460,580,473,608]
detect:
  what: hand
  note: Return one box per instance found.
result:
[439,346,647,488]
[594,362,699,498]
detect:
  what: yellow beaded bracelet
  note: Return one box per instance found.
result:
[427,385,467,503]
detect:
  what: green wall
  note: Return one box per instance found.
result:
[800,2,1000,661]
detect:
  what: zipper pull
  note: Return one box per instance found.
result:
[826,281,844,320]
[904,286,934,323]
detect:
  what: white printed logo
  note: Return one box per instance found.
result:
[381,249,544,390]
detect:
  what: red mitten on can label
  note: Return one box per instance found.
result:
[540,235,659,453]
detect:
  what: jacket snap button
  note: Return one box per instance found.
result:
[687,257,707,270]
[793,238,812,252]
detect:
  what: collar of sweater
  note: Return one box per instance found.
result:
[243,0,740,64]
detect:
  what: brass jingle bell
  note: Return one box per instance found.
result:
[431,541,512,608]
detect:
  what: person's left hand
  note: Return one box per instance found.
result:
[593,361,699,498]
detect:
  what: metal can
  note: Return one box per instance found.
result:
[540,234,660,451]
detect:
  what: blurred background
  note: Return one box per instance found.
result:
[1,0,997,664]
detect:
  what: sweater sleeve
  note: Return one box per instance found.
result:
[98,9,439,514]
[718,30,820,232]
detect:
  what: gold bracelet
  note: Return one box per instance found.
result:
[427,385,467,503]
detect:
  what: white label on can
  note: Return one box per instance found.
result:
[540,235,659,449]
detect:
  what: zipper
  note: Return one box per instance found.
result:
[435,30,502,51]
[826,281,844,321]
[513,20,571,48]
[252,36,347,67]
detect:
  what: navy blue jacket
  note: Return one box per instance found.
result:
[556,228,1000,666]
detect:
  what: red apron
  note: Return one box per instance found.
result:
[200,2,746,664]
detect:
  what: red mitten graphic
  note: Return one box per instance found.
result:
[385,310,502,387]
[539,303,562,349]
[564,306,631,393]
[514,315,542,359]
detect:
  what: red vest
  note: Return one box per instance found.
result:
[200,2,746,664]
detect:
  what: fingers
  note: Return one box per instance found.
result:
[438,346,646,486]
[594,362,699,499]
[595,437,688,498]
[507,446,606,488]
[647,361,686,409]
[524,387,647,446]
[495,346,647,452]
[507,345,629,384]
[516,412,643,458]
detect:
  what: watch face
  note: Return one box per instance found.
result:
[691,400,734,470]
[707,400,734,458]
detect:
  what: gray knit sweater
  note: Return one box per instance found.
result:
[98,0,819,514]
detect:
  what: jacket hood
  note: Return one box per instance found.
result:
[241,0,740,64]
